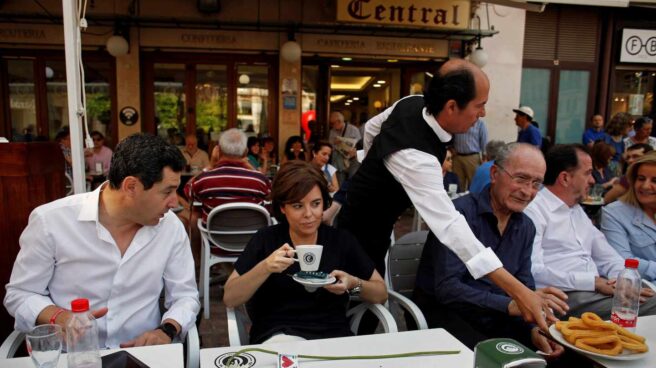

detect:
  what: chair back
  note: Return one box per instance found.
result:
[205,202,272,253]
[387,230,428,298]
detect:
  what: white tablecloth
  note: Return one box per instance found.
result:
[0,343,183,368]
[200,329,473,368]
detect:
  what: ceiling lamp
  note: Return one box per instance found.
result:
[239,74,250,84]
[281,32,301,63]
[106,35,129,57]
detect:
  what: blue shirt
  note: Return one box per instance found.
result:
[415,187,536,313]
[601,200,656,281]
[604,134,625,162]
[469,161,494,194]
[582,128,605,146]
[453,119,488,154]
[517,124,542,148]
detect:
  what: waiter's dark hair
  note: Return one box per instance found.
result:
[424,66,476,116]
[543,144,589,186]
[108,133,185,190]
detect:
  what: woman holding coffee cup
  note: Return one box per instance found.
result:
[223,161,387,344]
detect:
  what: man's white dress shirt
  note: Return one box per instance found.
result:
[524,187,624,291]
[363,95,502,280]
[4,185,200,348]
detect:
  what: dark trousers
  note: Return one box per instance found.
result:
[412,288,534,350]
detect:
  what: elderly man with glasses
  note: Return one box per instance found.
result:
[414,143,565,357]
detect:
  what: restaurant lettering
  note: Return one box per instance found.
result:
[376,41,434,54]
[0,28,46,40]
[180,33,237,44]
[338,0,469,30]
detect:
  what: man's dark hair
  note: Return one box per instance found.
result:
[627,143,654,154]
[108,133,185,190]
[543,144,589,186]
[634,116,653,131]
[424,66,476,116]
[54,127,70,142]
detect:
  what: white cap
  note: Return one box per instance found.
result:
[512,106,534,120]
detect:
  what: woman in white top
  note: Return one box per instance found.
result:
[311,141,339,193]
[624,116,656,152]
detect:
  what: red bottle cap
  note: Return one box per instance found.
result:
[70,298,90,312]
[625,259,639,269]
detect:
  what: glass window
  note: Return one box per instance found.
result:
[555,70,590,144]
[611,70,655,118]
[8,60,36,141]
[45,61,68,140]
[83,62,113,144]
[236,64,269,136]
[196,65,228,141]
[154,63,186,146]
[520,68,551,138]
[302,65,318,141]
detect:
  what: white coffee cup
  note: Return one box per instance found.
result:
[294,245,323,272]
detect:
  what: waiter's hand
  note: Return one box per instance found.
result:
[488,268,550,331]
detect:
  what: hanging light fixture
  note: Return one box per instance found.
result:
[280,31,301,63]
[239,74,250,84]
[106,21,130,57]
[469,35,488,68]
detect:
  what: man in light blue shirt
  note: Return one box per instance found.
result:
[470,140,506,194]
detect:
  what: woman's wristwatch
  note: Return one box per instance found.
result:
[348,277,362,296]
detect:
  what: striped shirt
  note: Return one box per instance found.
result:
[452,119,488,155]
[185,160,271,223]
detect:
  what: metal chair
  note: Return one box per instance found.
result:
[197,202,272,319]
[0,325,200,368]
[226,301,397,347]
[385,230,429,330]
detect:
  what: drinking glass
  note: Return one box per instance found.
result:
[26,324,62,368]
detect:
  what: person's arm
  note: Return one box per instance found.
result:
[384,149,549,330]
[4,212,61,332]
[223,243,295,308]
[524,204,596,291]
[601,207,656,281]
[589,226,625,280]
[531,129,542,147]
[324,269,388,305]
[603,182,626,204]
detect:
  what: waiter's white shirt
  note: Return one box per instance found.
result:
[363,95,502,279]
[524,187,624,291]
[4,185,200,348]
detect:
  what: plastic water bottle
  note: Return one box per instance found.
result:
[66,298,101,368]
[610,259,641,331]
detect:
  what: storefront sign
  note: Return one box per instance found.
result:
[140,28,279,51]
[337,0,470,30]
[0,24,109,46]
[620,28,656,63]
[303,34,448,58]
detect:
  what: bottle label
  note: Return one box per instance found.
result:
[611,312,637,328]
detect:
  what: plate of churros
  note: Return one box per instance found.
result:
[549,312,649,360]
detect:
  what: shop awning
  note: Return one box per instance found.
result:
[485,0,656,11]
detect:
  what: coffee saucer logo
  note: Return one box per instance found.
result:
[215,352,256,368]
[496,342,524,355]
[303,253,316,265]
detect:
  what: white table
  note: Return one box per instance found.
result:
[0,343,183,368]
[200,329,473,368]
[588,315,656,368]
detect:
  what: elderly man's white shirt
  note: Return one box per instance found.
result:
[362,95,502,280]
[524,188,624,291]
[4,186,200,348]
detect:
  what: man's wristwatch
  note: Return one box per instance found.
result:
[347,278,362,296]
[156,322,178,341]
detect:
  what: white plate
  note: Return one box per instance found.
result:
[549,324,648,361]
[292,273,336,287]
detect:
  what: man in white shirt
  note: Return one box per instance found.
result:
[338,58,550,331]
[5,134,200,348]
[328,111,362,185]
[525,143,656,319]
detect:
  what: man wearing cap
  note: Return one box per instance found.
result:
[514,106,542,148]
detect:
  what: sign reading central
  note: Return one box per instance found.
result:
[337,0,470,30]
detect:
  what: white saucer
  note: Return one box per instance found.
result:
[292,273,336,292]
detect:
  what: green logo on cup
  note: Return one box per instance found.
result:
[495,342,524,355]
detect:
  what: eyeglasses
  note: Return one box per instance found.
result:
[496,165,543,190]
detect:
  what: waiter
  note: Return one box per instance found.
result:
[337,59,550,330]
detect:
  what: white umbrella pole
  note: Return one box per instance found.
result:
[62,0,87,194]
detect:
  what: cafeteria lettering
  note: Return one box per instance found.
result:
[180,33,237,44]
[0,28,46,40]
